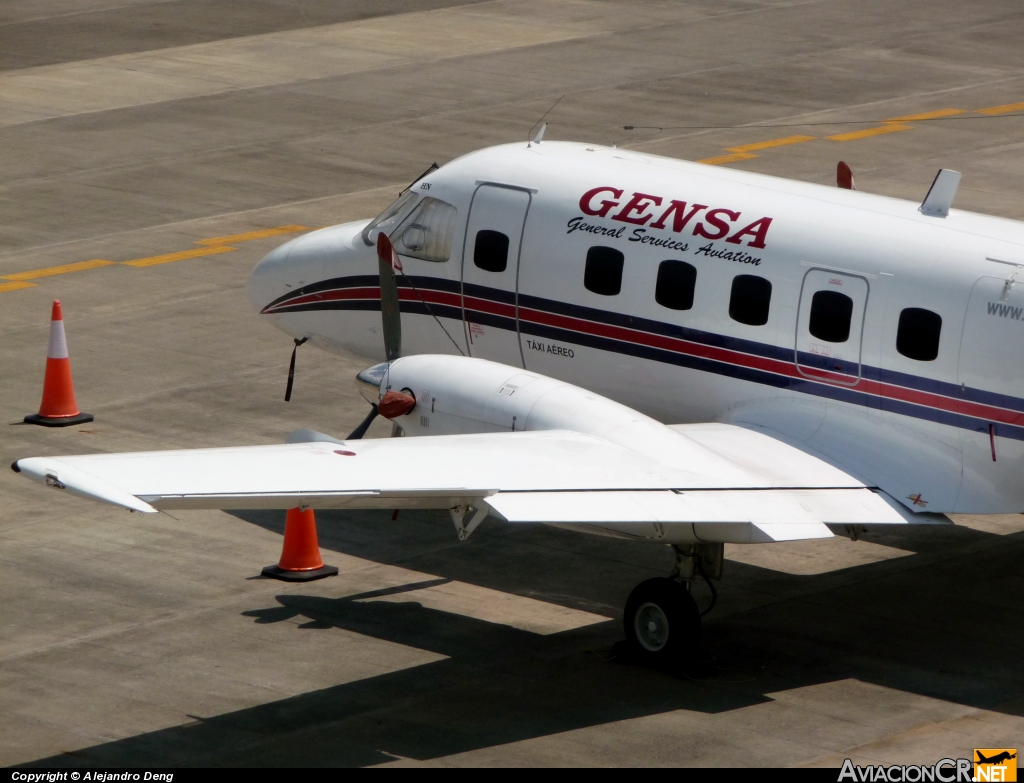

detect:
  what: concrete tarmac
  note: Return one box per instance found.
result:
[2,0,1023,767]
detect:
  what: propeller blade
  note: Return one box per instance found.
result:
[377,233,402,362]
[346,404,379,439]
[344,386,413,440]
[837,161,856,190]
[284,337,308,402]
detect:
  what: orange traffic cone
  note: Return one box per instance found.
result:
[261,508,338,582]
[24,300,94,427]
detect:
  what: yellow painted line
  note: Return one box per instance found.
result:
[727,135,816,153]
[2,258,116,281]
[886,108,965,122]
[0,281,37,293]
[122,245,237,268]
[827,123,913,142]
[976,101,1024,116]
[698,151,758,165]
[195,225,309,246]
[0,223,299,294]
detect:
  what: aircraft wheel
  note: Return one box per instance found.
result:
[623,577,701,667]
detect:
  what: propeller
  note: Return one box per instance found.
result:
[346,403,379,439]
[284,337,308,402]
[344,232,415,439]
[378,232,402,361]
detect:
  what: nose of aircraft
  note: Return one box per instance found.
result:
[246,219,374,317]
[246,240,293,315]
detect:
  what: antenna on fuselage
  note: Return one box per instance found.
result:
[920,169,961,218]
[527,94,564,147]
[401,162,438,195]
[837,161,856,190]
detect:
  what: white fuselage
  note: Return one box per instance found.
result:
[247,141,1024,515]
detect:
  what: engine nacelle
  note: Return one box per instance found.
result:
[355,354,745,482]
[352,355,891,547]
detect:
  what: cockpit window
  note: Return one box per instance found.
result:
[361,191,419,246]
[393,197,458,263]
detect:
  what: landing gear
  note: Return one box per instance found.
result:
[623,577,700,667]
[620,543,723,669]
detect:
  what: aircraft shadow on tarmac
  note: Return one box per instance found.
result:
[27,510,1024,767]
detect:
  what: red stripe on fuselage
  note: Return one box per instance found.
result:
[269,286,382,309]
[267,285,1024,426]
[517,303,1024,424]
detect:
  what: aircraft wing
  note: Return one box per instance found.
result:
[14,428,918,543]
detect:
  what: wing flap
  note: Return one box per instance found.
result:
[485,486,903,542]
[487,488,901,523]
[481,489,905,544]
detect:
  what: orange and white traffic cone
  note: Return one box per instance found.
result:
[24,300,94,427]
[261,508,338,582]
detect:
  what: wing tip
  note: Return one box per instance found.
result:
[15,456,158,515]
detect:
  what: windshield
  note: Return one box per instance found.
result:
[361,190,419,246]
[392,197,458,263]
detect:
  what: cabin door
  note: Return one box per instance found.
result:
[794,268,869,385]
[957,276,1024,480]
[460,184,531,368]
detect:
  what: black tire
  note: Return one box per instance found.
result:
[623,577,701,667]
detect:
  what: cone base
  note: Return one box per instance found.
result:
[24,412,94,427]
[261,563,338,582]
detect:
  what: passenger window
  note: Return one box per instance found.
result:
[896,307,942,361]
[584,246,624,296]
[655,260,697,311]
[393,197,457,262]
[729,274,772,326]
[474,230,509,273]
[809,290,853,343]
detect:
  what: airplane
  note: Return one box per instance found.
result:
[976,752,1017,765]
[14,133,1024,669]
